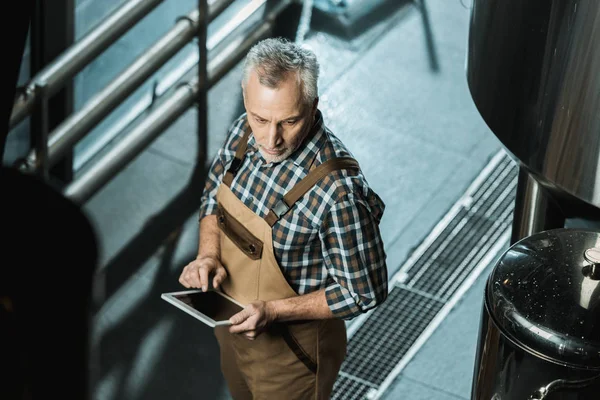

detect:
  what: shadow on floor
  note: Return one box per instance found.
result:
[91,97,247,400]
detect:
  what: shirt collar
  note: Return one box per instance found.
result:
[247,109,327,172]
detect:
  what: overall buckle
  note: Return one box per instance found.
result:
[227,158,242,174]
[272,199,290,219]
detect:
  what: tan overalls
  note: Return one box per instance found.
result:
[213,122,359,399]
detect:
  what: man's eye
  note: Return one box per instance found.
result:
[256,118,267,124]
[285,120,296,125]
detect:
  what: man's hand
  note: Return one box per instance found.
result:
[229,301,277,340]
[179,256,227,292]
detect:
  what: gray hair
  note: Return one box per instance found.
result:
[241,37,319,105]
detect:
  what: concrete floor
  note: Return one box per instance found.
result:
[76,0,508,399]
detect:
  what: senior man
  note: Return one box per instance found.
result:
[179,37,388,399]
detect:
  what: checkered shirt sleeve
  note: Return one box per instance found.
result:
[321,192,388,319]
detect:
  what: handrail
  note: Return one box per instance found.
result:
[10,0,165,129]
[64,0,293,203]
[19,0,235,173]
[48,8,200,169]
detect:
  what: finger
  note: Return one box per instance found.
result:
[197,265,210,292]
[229,311,254,334]
[179,266,193,288]
[183,266,201,288]
[212,266,227,289]
[244,331,256,340]
[229,310,249,327]
[229,319,253,334]
[179,275,191,288]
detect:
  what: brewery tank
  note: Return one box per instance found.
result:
[466,1,600,399]
[466,0,600,230]
[471,228,600,399]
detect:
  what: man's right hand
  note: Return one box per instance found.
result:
[178,256,228,292]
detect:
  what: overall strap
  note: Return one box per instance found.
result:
[264,157,360,227]
[222,121,252,187]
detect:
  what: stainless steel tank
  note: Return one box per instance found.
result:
[466,0,600,237]
[471,228,600,399]
[467,2,600,399]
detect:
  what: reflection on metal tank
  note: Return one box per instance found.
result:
[471,228,600,400]
[466,0,600,214]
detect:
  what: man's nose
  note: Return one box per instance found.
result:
[266,123,282,148]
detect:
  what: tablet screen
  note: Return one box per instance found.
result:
[173,290,244,322]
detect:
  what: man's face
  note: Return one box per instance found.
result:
[243,70,317,164]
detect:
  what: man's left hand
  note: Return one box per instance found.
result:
[229,301,277,340]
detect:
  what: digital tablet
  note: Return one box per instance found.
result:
[161,289,245,327]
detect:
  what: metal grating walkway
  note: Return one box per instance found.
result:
[331,150,518,400]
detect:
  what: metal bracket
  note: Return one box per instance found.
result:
[150,80,159,107]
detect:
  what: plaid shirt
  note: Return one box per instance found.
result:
[199,110,388,319]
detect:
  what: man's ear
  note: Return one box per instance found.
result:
[312,97,319,114]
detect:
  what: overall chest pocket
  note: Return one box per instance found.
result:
[217,204,264,260]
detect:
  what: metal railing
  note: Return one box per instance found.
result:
[64,14,276,203]
[12,0,296,200]
[10,0,166,130]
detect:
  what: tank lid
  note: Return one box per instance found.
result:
[488,228,600,368]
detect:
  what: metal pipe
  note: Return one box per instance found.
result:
[207,0,266,50]
[64,9,277,204]
[70,0,235,172]
[66,0,276,173]
[28,0,240,173]
[43,8,200,170]
[208,0,236,19]
[207,0,293,83]
[64,81,197,204]
[510,167,566,244]
[10,0,165,129]
[197,0,208,167]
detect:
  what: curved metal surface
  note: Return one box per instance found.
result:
[471,302,600,400]
[471,228,600,399]
[488,228,600,369]
[528,374,600,399]
[511,167,566,243]
[466,0,600,210]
